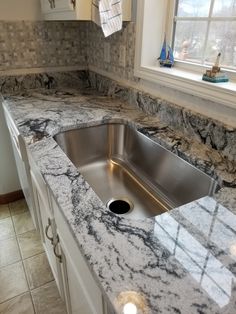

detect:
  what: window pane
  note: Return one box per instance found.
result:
[213,0,236,17]
[177,0,211,17]
[174,21,208,63]
[205,21,236,69]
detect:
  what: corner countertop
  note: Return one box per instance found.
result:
[3,87,236,314]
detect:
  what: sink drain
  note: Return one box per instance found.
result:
[107,198,133,215]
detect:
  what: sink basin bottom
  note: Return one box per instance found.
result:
[79,158,169,219]
[54,123,217,219]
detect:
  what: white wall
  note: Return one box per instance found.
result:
[0,0,42,195]
[0,0,42,20]
[0,103,21,194]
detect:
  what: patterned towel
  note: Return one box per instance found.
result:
[92,0,123,37]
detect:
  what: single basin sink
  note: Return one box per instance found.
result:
[54,123,218,219]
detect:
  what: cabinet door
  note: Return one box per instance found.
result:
[59,234,103,314]
[31,172,64,298]
[53,199,104,314]
[40,0,77,20]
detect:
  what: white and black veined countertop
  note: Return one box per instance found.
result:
[2,85,236,314]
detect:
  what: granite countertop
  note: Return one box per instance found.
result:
[2,87,236,314]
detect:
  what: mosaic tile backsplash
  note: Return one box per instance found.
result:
[0,20,135,78]
[0,21,87,71]
[86,21,136,81]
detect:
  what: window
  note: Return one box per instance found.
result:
[134,0,236,116]
[172,0,236,71]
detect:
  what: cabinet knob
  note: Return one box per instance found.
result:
[53,235,62,263]
[45,218,53,243]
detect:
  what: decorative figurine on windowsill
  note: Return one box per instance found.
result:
[202,53,229,83]
[158,35,174,68]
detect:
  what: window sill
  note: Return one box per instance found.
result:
[134,65,236,110]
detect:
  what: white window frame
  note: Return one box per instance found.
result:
[134,0,236,111]
[172,0,236,70]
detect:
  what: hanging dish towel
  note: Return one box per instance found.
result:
[92,0,123,37]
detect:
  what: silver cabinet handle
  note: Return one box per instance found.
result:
[53,235,62,263]
[71,0,76,9]
[45,218,53,243]
[48,0,55,9]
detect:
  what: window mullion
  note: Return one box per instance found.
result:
[201,0,215,65]
[174,16,236,21]
[171,0,178,49]
[174,17,210,21]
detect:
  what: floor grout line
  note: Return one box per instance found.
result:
[0,216,16,245]
[0,259,23,271]
[15,230,31,295]
[14,228,37,314]
[30,279,55,293]
[9,213,17,237]
[0,217,11,221]
[13,221,51,314]
[11,210,36,238]
[29,291,37,314]
[0,215,14,223]
[0,252,29,305]
[0,291,30,305]
[10,210,29,218]
[0,203,10,221]
[0,257,22,270]
[21,250,45,262]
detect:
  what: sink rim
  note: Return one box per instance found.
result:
[53,120,220,220]
[53,119,220,186]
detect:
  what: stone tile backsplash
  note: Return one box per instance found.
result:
[0,21,87,71]
[88,71,236,163]
[0,20,136,78]
[0,70,89,94]
[86,22,136,81]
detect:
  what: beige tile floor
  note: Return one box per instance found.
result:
[0,199,66,314]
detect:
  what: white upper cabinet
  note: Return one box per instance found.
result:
[41,0,75,12]
[40,0,131,21]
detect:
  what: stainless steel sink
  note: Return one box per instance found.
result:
[54,123,218,219]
